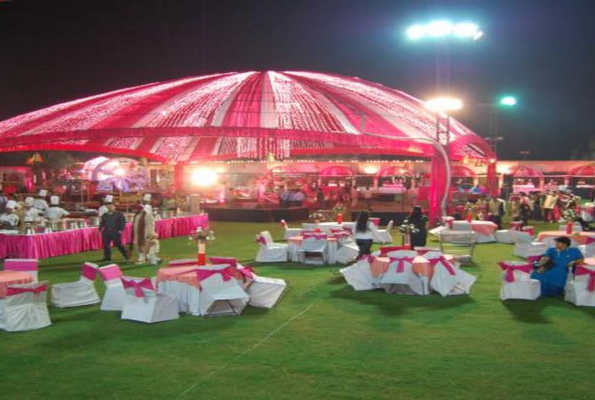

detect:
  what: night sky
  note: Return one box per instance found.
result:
[1,0,594,160]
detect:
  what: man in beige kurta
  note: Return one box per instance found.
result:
[132,205,159,264]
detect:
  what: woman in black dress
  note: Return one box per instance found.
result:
[407,206,428,249]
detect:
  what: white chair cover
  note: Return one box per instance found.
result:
[298,236,327,265]
[425,251,459,297]
[513,231,548,259]
[51,262,101,308]
[98,264,141,311]
[375,220,394,244]
[199,265,250,316]
[255,232,288,263]
[281,219,302,240]
[0,281,51,332]
[340,256,378,291]
[380,250,423,295]
[499,262,540,300]
[120,278,179,323]
[247,276,287,308]
[565,266,595,307]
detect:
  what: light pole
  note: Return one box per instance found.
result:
[406,20,484,94]
[478,95,518,154]
[425,96,464,146]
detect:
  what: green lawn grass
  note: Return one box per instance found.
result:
[1,220,595,400]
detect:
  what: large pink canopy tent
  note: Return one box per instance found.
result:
[0,70,495,222]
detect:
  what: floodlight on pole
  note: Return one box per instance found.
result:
[499,95,518,107]
[406,20,484,41]
[425,97,464,114]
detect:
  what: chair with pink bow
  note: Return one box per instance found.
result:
[0,281,51,332]
[51,262,101,308]
[565,265,595,307]
[499,261,540,301]
[98,264,146,311]
[375,220,394,244]
[380,250,424,295]
[425,251,476,296]
[512,231,547,259]
[297,233,328,265]
[120,277,179,323]
[243,264,288,309]
[3,259,39,282]
[335,235,360,265]
[194,264,249,316]
[280,219,302,240]
[255,231,288,263]
[340,255,378,291]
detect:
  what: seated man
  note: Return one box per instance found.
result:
[531,236,584,297]
[0,201,20,230]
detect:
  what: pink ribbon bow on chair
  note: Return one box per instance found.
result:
[498,262,533,283]
[239,266,255,280]
[121,278,154,298]
[429,256,456,275]
[574,266,595,292]
[6,284,48,297]
[389,257,414,273]
[256,236,267,245]
[81,264,98,280]
[361,254,375,263]
[196,267,234,282]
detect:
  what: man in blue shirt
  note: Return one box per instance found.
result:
[532,236,584,297]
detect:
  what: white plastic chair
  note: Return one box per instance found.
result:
[247,276,287,308]
[255,231,288,263]
[51,262,101,308]
[198,265,250,316]
[380,250,424,295]
[513,231,547,259]
[499,261,540,301]
[297,234,328,265]
[340,256,378,291]
[280,219,302,240]
[565,266,595,307]
[120,277,179,323]
[375,220,394,244]
[98,264,143,311]
[0,281,51,332]
[3,259,39,282]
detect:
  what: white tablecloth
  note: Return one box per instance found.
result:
[301,222,356,233]
[287,237,338,264]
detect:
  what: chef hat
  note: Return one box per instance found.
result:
[6,200,17,209]
[104,195,114,203]
[38,189,48,197]
[50,196,60,205]
[143,194,152,202]
[25,197,34,206]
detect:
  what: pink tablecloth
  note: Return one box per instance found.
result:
[370,255,455,278]
[470,221,498,237]
[537,231,595,246]
[0,214,209,259]
[156,264,245,289]
[0,271,34,298]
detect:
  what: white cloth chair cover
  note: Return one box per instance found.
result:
[425,251,459,297]
[120,278,179,323]
[255,232,288,263]
[495,230,515,244]
[512,231,547,259]
[247,276,287,308]
[578,244,595,258]
[3,259,39,282]
[51,262,101,308]
[565,267,595,307]
[336,237,359,264]
[340,257,378,291]
[298,236,327,265]
[499,264,541,300]
[379,250,424,295]
[98,264,142,311]
[280,219,302,240]
[375,220,394,244]
[199,265,250,316]
[0,281,51,332]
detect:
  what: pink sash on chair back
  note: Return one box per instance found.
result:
[99,264,123,281]
[389,256,415,273]
[361,254,375,264]
[498,262,533,282]
[255,235,267,245]
[6,283,48,297]
[575,266,595,292]
[510,221,523,231]
[428,256,456,275]
[196,267,234,282]
[121,278,154,297]
[443,217,454,229]
[4,259,39,272]
[81,263,99,281]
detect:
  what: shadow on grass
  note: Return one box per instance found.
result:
[503,299,552,324]
[329,285,475,318]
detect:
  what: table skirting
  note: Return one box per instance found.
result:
[0,271,34,298]
[0,214,209,259]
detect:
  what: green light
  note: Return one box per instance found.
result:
[499,96,517,107]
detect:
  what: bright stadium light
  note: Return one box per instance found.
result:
[406,20,483,41]
[425,97,464,114]
[499,95,518,107]
[191,167,218,187]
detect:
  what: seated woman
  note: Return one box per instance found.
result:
[531,236,583,297]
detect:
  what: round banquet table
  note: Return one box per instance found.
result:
[287,236,338,264]
[301,222,356,233]
[370,254,456,279]
[0,271,34,298]
[452,220,498,243]
[537,231,595,246]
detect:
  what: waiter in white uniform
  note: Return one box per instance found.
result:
[0,200,20,229]
[45,196,70,221]
[33,189,49,211]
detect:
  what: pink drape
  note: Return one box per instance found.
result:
[487,161,498,197]
[429,153,448,226]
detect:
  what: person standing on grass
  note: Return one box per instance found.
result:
[99,202,130,262]
[354,211,376,258]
